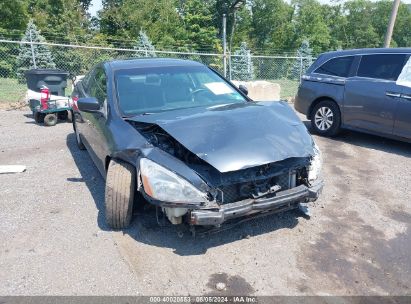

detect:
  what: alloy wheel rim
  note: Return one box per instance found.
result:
[314,106,334,131]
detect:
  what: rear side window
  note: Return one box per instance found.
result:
[357,54,407,81]
[314,56,354,77]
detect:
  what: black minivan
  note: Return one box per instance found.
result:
[294,48,411,142]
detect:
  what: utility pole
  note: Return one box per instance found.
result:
[384,0,401,48]
[222,14,227,78]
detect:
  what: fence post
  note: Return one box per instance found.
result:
[229,52,232,80]
[29,30,37,69]
[222,14,227,78]
[299,56,303,81]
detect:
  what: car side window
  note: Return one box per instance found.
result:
[81,69,94,93]
[396,56,411,87]
[88,67,107,105]
[314,56,354,77]
[357,54,407,81]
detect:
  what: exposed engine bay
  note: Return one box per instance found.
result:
[129,121,312,206]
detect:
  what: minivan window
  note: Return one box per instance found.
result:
[397,56,411,87]
[314,56,354,77]
[357,54,407,81]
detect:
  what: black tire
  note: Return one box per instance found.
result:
[43,113,57,126]
[34,112,45,123]
[73,120,86,150]
[57,111,67,120]
[105,160,135,229]
[310,100,341,136]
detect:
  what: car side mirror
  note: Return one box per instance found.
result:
[239,84,248,96]
[77,97,101,112]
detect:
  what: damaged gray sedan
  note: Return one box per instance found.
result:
[72,58,323,230]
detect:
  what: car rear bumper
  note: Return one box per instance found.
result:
[294,93,310,116]
[189,179,323,226]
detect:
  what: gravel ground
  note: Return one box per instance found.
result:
[0,110,410,296]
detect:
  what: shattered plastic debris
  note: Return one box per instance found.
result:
[298,202,311,217]
[0,165,26,174]
[215,282,226,291]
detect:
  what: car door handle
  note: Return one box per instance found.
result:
[386,92,401,98]
[401,94,411,100]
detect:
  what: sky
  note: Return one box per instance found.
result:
[88,0,411,17]
[89,0,103,17]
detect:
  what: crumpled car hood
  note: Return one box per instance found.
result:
[129,101,315,173]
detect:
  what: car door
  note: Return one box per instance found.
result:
[394,55,411,139]
[75,68,95,149]
[343,53,407,135]
[81,65,109,174]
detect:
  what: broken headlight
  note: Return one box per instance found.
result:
[308,142,322,182]
[140,158,206,204]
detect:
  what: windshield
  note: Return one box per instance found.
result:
[115,65,247,115]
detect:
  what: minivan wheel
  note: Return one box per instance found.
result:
[105,159,135,229]
[311,100,341,136]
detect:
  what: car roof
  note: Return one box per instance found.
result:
[306,47,411,73]
[106,58,204,71]
[320,47,411,59]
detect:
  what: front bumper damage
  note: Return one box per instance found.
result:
[189,179,323,226]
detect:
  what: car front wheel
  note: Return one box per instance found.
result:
[105,159,135,229]
[73,118,86,150]
[311,100,341,136]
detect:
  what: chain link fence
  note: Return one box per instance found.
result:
[0,39,314,105]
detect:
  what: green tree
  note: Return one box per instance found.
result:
[214,0,251,50]
[28,0,91,42]
[16,20,56,81]
[289,0,331,53]
[231,42,254,81]
[391,2,411,47]
[0,0,29,32]
[99,0,128,38]
[291,40,313,79]
[0,0,29,78]
[250,0,292,52]
[0,43,15,78]
[25,1,100,75]
[79,0,92,11]
[342,0,380,48]
[371,0,411,47]
[99,0,187,49]
[134,30,156,57]
[179,0,220,52]
[323,3,346,50]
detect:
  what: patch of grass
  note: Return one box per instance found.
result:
[0,78,27,104]
[0,77,73,105]
[271,79,300,100]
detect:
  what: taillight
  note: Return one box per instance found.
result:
[40,87,50,110]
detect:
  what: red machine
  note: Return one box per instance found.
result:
[40,87,50,110]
